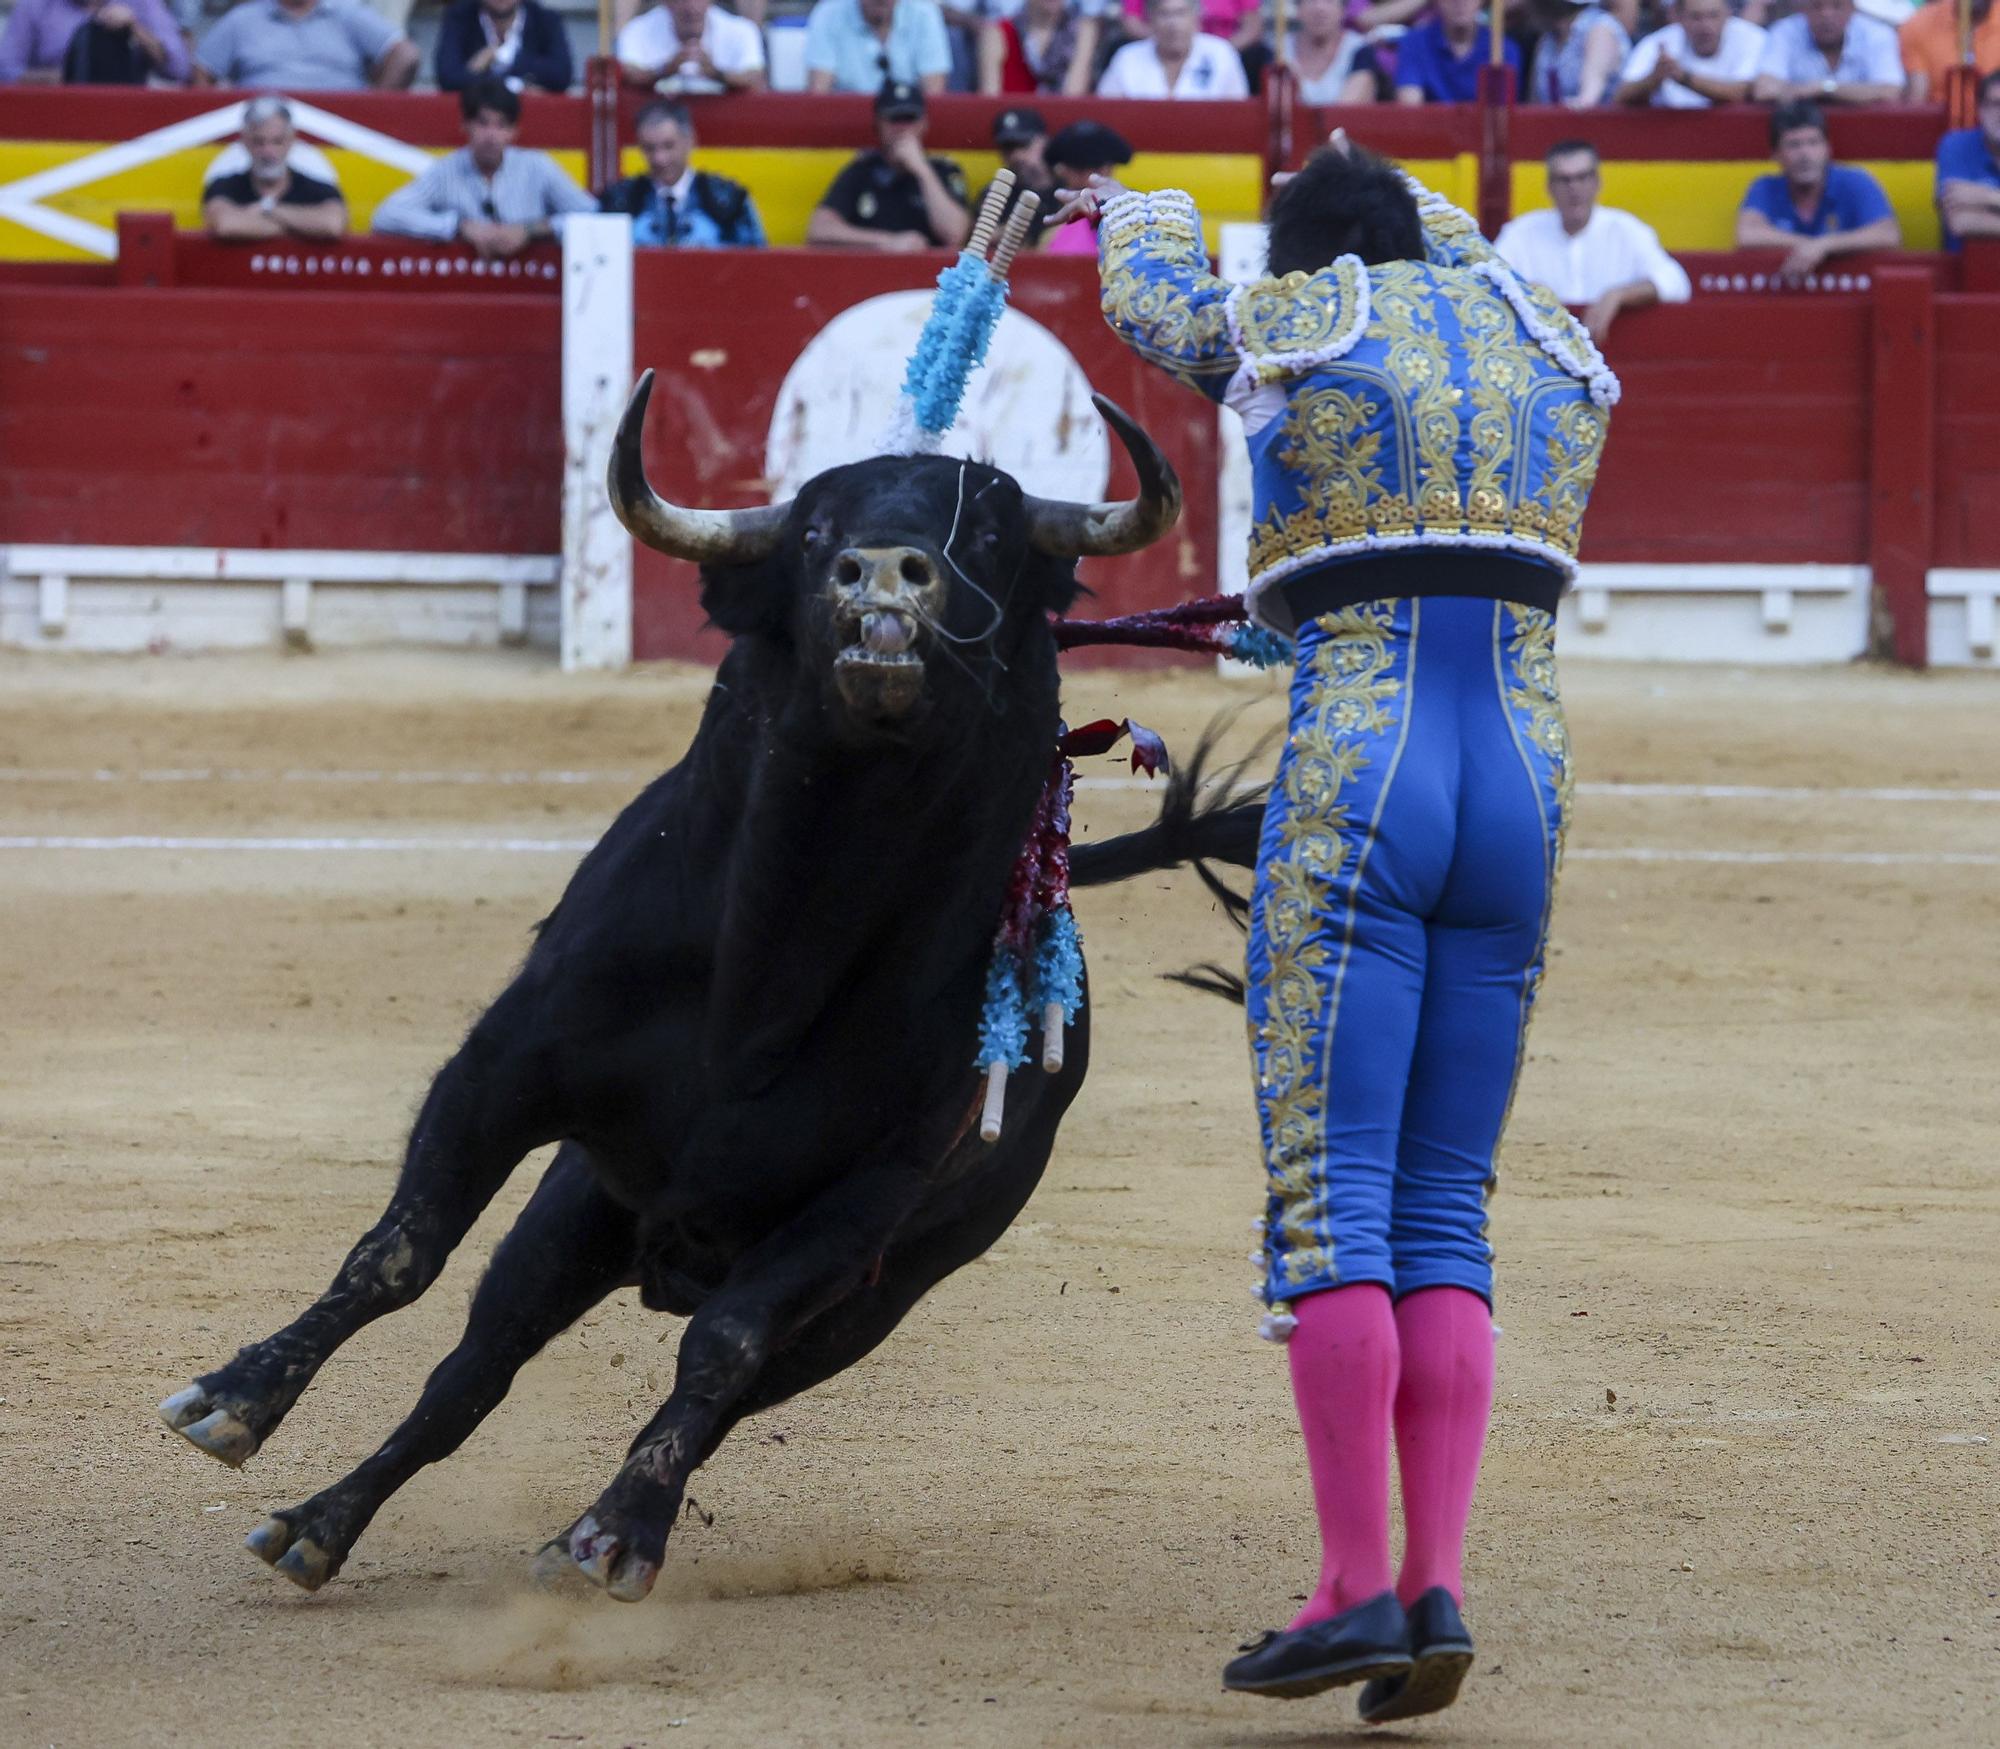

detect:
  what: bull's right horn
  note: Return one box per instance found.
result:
[608,369,789,565]
[1021,394,1183,559]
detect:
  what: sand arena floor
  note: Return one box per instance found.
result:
[1,649,1996,1748]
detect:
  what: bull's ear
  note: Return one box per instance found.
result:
[1030,552,1083,618]
[698,558,791,637]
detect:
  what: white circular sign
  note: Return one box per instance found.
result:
[765,291,1110,503]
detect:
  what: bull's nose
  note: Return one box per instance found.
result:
[833,546,939,595]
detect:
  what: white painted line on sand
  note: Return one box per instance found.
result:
[2,768,1998,805]
[0,836,1994,869]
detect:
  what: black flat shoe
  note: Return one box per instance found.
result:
[1223,1590,1413,1700]
[1358,1587,1475,1723]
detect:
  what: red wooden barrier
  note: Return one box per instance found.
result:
[1869,266,1937,666]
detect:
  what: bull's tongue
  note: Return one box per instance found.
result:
[861,611,914,655]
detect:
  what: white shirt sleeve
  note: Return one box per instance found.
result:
[1619,211,1690,304]
[1201,36,1250,97]
[1096,42,1137,95]
[1859,17,1904,84]
[1620,28,1664,85]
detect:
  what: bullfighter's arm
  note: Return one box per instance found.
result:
[1097,188,1370,403]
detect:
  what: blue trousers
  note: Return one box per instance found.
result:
[1247,596,1571,1314]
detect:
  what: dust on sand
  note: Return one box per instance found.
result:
[1,651,1996,1747]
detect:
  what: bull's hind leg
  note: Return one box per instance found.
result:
[161,1006,558,1467]
[246,1146,637,1590]
[565,1093,1072,1602]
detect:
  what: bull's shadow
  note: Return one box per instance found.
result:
[159,375,1262,1604]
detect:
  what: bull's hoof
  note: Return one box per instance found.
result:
[568,1511,662,1603]
[159,1385,261,1468]
[244,1513,341,1592]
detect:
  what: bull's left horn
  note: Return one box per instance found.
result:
[1022,394,1183,559]
[608,369,789,565]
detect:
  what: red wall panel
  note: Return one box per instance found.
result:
[0,286,560,553]
[1933,296,2000,570]
[1581,299,1873,565]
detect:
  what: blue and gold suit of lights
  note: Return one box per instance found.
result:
[1096,176,1619,640]
[1096,176,1611,1326]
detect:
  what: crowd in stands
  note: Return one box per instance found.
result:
[3,0,1998,302]
[5,0,1996,104]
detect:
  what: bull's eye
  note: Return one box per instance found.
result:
[802,526,825,554]
[980,530,1001,552]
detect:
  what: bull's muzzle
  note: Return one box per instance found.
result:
[829,546,939,719]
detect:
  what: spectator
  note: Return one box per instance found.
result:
[973,106,1056,232]
[0,0,189,84]
[373,76,595,258]
[805,80,971,251]
[1290,0,1383,103]
[599,99,765,246]
[203,121,339,188]
[202,95,347,240]
[1617,0,1765,106]
[1097,0,1249,96]
[1750,0,1903,104]
[1396,0,1522,103]
[195,0,418,89]
[979,0,1103,93]
[1527,0,1629,105]
[1936,68,2000,248]
[1041,117,1131,253]
[435,0,573,93]
[1736,99,1901,278]
[617,0,766,92]
[1496,139,1690,343]
[804,0,952,93]
[1902,0,2000,102]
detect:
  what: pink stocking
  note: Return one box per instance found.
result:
[1284,1283,1399,1629]
[1391,1286,1496,1608]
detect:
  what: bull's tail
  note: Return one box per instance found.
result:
[1069,720,1270,966]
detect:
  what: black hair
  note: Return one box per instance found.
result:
[635,98,694,134]
[1981,67,2000,105]
[1769,100,1827,150]
[460,76,521,126]
[1545,138,1599,167]
[1265,143,1423,275]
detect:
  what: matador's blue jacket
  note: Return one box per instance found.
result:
[1096,177,1620,636]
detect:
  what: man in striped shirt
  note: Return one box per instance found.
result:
[373,76,595,259]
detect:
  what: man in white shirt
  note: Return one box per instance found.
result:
[617,0,767,90]
[1495,140,1691,344]
[1616,0,1765,106]
[1097,0,1249,97]
[1750,0,1904,103]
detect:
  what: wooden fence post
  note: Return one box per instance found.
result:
[1869,265,1936,667]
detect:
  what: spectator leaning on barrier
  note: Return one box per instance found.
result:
[1496,139,1690,343]
[373,75,595,258]
[1396,0,1523,103]
[974,106,1056,231]
[1527,0,1629,105]
[599,99,765,246]
[202,94,347,240]
[617,0,767,92]
[435,0,573,94]
[1936,68,2000,248]
[1096,0,1249,96]
[1902,0,2000,101]
[1616,0,1764,106]
[805,0,953,93]
[1736,99,1901,278]
[0,0,189,84]
[195,0,418,90]
[806,80,971,250]
[1750,0,1903,104]
[1289,0,1383,103]
[979,0,1104,94]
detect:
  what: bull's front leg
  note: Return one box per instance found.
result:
[565,1159,927,1602]
[159,1006,558,1468]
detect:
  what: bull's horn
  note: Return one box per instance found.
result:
[1022,395,1183,559]
[608,369,789,565]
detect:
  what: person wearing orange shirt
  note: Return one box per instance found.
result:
[1901,0,2000,102]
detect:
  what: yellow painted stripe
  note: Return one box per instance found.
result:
[1509,157,1941,252]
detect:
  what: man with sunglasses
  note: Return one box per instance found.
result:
[373,75,596,259]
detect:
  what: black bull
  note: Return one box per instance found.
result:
[159,377,1262,1602]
